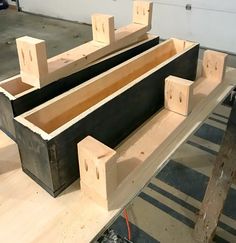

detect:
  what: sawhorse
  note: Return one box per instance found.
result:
[193,94,236,242]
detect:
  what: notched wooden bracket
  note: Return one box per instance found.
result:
[165,50,228,116]
[78,136,118,210]
[133,1,153,27]
[16,36,48,88]
[202,50,228,83]
[92,14,115,44]
[11,1,153,89]
[165,76,194,116]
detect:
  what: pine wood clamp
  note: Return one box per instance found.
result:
[7,1,153,89]
[1,65,236,243]
[78,50,228,210]
[14,38,199,197]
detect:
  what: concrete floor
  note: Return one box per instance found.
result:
[1,8,236,243]
[0,9,92,81]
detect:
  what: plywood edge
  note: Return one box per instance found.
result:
[14,116,52,141]
[0,87,16,100]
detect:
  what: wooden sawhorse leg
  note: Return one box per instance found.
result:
[193,99,236,242]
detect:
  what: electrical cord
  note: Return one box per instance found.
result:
[123,208,131,241]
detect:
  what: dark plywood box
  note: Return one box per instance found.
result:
[15,38,199,196]
[0,35,159,140]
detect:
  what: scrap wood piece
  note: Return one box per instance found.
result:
[77,50,228,210]
[9,1,153,88]
[193,100,236,243]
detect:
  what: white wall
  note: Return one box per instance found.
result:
[19,0,236,53]
[8,0,16,5]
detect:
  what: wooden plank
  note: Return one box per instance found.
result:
[6,1,153,88]
[0,35,159,140]
[14,38,199,196]
[193,101,236,243]
[164,76,194,116]
[0,66,235,243]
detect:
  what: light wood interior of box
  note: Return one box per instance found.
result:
[25,39,194,134]
[0,77,33,96]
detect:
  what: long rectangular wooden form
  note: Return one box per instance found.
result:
[14,38,199,196]
[0,35,159,140]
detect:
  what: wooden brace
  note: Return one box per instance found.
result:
[133,1,153,27]
[78,136,118,209]
[92,14,115,44]
[14,1,153,88]
[165,50,228,116]
[78,72,195,209]
[201,50,228,82]
[165,76,194,116]
[16,36,48,88]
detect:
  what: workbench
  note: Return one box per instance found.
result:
[0,66,235,242]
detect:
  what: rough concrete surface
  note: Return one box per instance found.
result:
[0,9,92,81]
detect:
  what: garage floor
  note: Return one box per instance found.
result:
[1,8,236,243]
[0,9,92,81]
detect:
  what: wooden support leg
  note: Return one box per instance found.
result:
[91,14,115,44]
[78,136,117,210]
[193,101,236,242]
[165,75,194,116]
[16,36,48,88]
[133,1,153,27]
[201,50,228,83]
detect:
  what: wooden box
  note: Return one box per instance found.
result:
[0,35,159,140]
[14,38,199,196]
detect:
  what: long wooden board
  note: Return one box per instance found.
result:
[0,66,235,243]
[14,38,199,196]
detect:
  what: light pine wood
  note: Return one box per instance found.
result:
[133,0,153,26]
[202,50,227,82]
[0,65,235,242]
[78,136,117,209]
[77,50,230,210]
[165,76,194,116]
[8,1,153,88]
[16,36,48,87]
[92,14,115,44]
